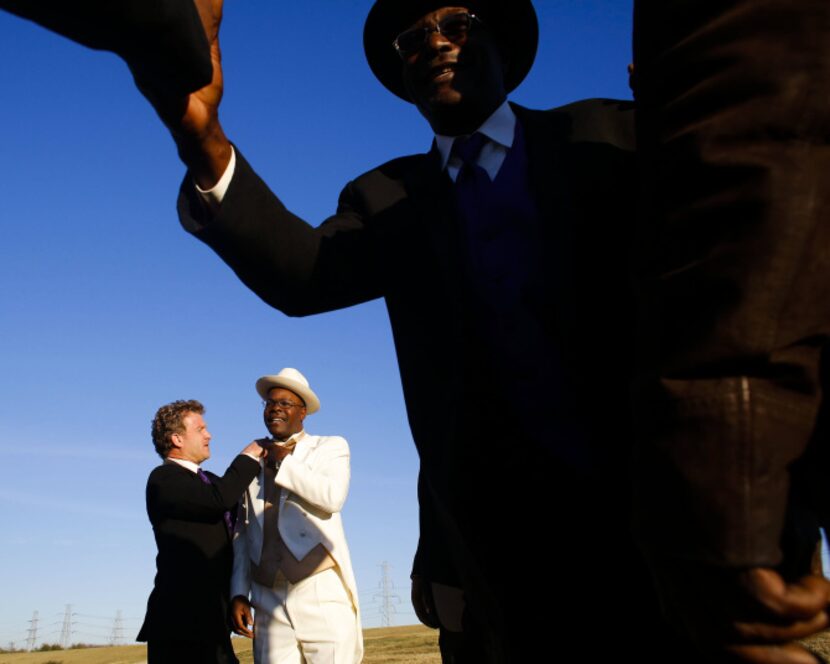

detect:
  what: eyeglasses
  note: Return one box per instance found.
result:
[262,399,304,410]
[393,12,482,59]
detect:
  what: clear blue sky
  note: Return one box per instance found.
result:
[0,0,633,648]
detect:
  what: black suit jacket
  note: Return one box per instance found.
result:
[0,0,211,96]
[176,99,669,658]
[177,99,636,473]
[137,455,260,643]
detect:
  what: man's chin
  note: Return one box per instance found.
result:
[418,91,484,130]
[426,88,463,110]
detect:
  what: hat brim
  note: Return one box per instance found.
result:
[364,0,538,102]
[256,376,320,414]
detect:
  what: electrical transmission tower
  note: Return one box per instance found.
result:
[109,610,124,646]
[373,561,401,627]
[59,604,75,649]
[25,611,39,651]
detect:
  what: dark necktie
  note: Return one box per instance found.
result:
[451,132,501,271]
[452,131,491,188]
[197,468,235,536]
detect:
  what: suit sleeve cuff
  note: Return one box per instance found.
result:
[195,145,236,210]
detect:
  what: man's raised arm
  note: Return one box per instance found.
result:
[139,0,232,190]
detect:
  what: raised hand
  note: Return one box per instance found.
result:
[137,0,232,188]
[241,440,267,458]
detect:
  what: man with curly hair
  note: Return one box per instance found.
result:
[138,399,264,664]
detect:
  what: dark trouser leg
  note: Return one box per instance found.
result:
[441,458,690,664]
[438,627,490,664]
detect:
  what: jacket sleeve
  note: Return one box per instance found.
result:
[411,470,459,586]
[632,0,830,570]
[275,437,350,514]
[148,455,260,524]
[230,491,252,600]
[177,149,385,317]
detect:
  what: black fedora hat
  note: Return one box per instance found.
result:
[363,0,539,102]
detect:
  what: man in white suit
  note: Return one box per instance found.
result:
[229,368,362,664]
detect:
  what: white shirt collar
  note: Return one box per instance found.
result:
[435,100,516,171]
[165,457,200,474]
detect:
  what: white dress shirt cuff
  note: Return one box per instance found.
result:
[195,145,236,210]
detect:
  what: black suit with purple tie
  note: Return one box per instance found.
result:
[138,455,259,663]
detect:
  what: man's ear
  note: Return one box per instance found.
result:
[170,432,182,450]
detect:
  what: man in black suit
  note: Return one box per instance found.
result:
[137,1,830,662]
[141,2,663,661]
[0,0,212,96]
[138,399,263,664]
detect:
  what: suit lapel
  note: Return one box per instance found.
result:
[290,433,315,465]
[401,147,471,433]
[402,146,462,284]
[513,103,572,342]
[249,465,266,532]
[513,104,569,230]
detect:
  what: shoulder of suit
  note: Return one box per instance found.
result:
[147,461,190,483]
[336,149,441,222]
[149,462,176,476]
[514,98,635,150]
[344,151,436,196]
[303,434,349,449]
[358,152,433,181]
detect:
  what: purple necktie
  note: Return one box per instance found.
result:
[197,468,235,537]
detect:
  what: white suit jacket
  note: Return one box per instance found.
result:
[231,432,361,617]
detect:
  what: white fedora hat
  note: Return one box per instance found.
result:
[255,368,320,414]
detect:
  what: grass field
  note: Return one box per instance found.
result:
[0,625,440,664]
[5,627,830,664]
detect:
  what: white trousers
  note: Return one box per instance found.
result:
[250,568,360,664]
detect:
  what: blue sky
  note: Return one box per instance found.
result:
[0,0,633,647]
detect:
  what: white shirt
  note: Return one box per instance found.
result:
[196,100,517,206]
[165,453,260,473]
[435,100,516,182]
[165,457,200,473]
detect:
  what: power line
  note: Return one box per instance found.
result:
[373,561,401,627]
[109,610,124,646]
[59,604,76,649]
[25,611,38,651]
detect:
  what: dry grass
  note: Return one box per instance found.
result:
[360,625,440,664]
[0,625,440,664]
[801,630,830,663]
[0,645,147,664]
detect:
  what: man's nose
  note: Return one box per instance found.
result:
[425,28,453,52]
